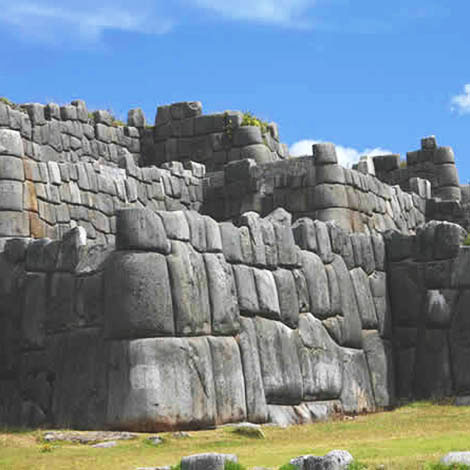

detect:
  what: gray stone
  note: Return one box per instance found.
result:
[107,337,217,431]
[239,144,273,164]
[291,450,353,470]
[331,255,362,348]
[298,314,343,401]
[184,210,207,252]
[423,290,454,328]
[4,237,30,263]
[181,453,237,470]
[0,180,23,210]
[239,226,254,265]
[127,108,146,128]
[312,143,338,165]
[158,210,190,241]
[362,331,394,408]
[314,220,334,264]
[414,328,452,399]
[440,452,470,466]
[273,269,300,328]
[0,129,24,157]
[260,219,278,268]
[433,146,455,164]
[433,222,466,260]
[293,269,310,313]
[255,317,303,405]
[92,441,117,448]
[239,212,266,267]
[389,261,423,327]
[233,265,260,315]
[204,254,240,335]
[350,268,378,329]
[167,241,211,335]
[0,155,24,181]
[220,222,243,263]
[47,272,76,331]
[450,291,470,394]
[311,184,348,209]
[238,317,269,423]
[293,218,317,252]
[208,337,247,424]
[325,264,341,315]
[340,348,375,413]
[253,268,281,320]
[233,126,263,146]
[369,272,392,338]
[116,208,170,254]
[104,252,174,339]
[48,329,107,429]
[300,251,330,319]
[204,216,222,252]
[21,273,47,349]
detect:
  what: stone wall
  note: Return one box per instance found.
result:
[386,221,470,400]
[141,102,289,172]
[0,126,205,243]
[0,207,395,429]
[203,143,428,234]
[372,136,461,201]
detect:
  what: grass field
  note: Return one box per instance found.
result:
[1,402,470,470]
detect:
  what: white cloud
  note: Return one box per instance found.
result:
[451,84,470,115]
[289,139,392,168]
[190,0,316,25]
[0,0,173,45]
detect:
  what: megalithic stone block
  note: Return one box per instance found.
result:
[104,251,175,338]
[312,142,337,165]
[106,337,217,431]
[116,208,170,254]
[0,129,24,157]
[238,317,268,423]
[208,337,247,425]
[167,241,211,335]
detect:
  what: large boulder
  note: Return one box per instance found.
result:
[104,252,174,339]
[297,314,343,400]
[291,450,354,470]
[107,337,217,431]
[181,453,238,470]
[208,337,247,425]
[255,317,303,405]
[204,254,240,335]
[362,331,395,408]
[167,241,211,335]
[340,348,375,413]
[237,317,268,423]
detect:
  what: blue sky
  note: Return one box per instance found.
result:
[1,0,470,180]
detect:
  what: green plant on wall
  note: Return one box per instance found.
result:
[241,111,269,135]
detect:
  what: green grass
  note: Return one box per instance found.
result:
[1,402,470,470]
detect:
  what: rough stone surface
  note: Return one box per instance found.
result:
[104,252,174,339]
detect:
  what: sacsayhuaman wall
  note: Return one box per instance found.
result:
[0,98,469,430]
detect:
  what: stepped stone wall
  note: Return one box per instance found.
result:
[203,143,428,234]
[141,102,289,172]
[372,136,461,201]
[1,97,470,432]
[0,100,205,243]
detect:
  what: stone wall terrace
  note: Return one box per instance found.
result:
[203,143,429,234]
[0,207,395,429]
